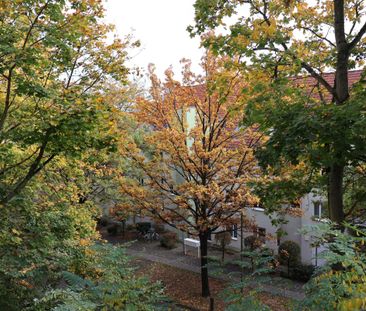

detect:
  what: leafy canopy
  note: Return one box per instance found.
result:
[119,54,264,236]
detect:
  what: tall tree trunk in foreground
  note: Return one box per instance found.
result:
[199,231,210,297]
[329,164,345,223]
[328,0,348,225]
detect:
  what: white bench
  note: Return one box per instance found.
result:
[184,238,200,258]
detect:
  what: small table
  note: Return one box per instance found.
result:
[184,238,200,258]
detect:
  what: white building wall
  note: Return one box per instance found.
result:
[125,190,327,266]
[299,192,327,265]
[281,215,302,246]
[209,208,279,254]
[209,192,327,266]
[247,208,278,252]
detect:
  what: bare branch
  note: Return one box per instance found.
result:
[348,21,366,51]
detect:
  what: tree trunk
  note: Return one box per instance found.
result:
[240,213,244,292]
[329,164,345,223]
[0,66,14,133]
[327,0,348,225]
[334,0,349,105]
[122,220,126,238]
[199,232,210,297]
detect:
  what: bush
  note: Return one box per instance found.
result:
[136,222,151,234]
[299,223,366,311]
[35,244,165,310]
[98,216,110,227]
[278,240,301,267]
[107,223,121,236]
[154,224,165,234]
[215,231,232,262]
[0,194,99,309]
[160,232,178,249]
[244,235,263,250]
[126,224,136,231]
[291,264,315,282]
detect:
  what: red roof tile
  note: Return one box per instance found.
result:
[188,70,364,103]
[291,69,363,101]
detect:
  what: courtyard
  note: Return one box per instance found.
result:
[101,226,305,310]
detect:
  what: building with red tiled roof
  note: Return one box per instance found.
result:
[293,69,363,89]
[187,69,364,105]
[292,69,364,101]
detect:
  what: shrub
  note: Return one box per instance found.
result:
[278,240,301,267]
[223,247,276,310]
[244,235,263,250]
[0,194,99,309]
[291,264,315,282]
[299,223,366,311]
[107,223,120,236]
[154,224,165,234]
[160,232,178,249]
[35,244,165,310]
[242,247,276,273]
[98,216,110,227]
[215,231,232,262]
[126,224,136,231]
[136,222,151,234]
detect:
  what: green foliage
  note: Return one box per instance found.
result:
[190,0,366,222]
[298,223,366,311]
[222,247,277,311]
[278,240,301,267]
[291,264,315,282]
[247,82,366,174]
[0,194,98,309]
[0,0,131,206]
[223,287,271,311]
[33,243,165,311]
[0,1,143,309]
[343,165,366,221]
[241,247,276,274]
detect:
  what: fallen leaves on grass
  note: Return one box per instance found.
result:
[133,259,293,311]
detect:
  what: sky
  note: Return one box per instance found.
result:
[103,0,204,81]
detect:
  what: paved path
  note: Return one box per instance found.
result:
[124,241,305,301]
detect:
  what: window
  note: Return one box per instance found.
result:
[231,224,238,239]
[314,201,325,218]
[207,231,212,241]
[314,201,320,217]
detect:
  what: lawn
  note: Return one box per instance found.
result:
[133,258,294,311]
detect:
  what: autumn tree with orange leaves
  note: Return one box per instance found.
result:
[119,55,265,297]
